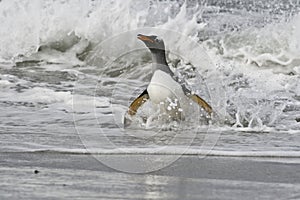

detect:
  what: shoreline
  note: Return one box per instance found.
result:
[1,152,299,200]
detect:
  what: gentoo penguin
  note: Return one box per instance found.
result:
[124,34,212,126]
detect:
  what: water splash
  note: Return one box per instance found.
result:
[0,0,299,131]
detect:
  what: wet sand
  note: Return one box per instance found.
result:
[1,152,299,199]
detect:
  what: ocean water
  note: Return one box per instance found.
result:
[0,0,300,175]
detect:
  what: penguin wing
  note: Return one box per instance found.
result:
[177,80,213,115]
[126,89,149,116]
[189,93,213,115]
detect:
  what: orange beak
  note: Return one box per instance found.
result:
[137,34,154,43]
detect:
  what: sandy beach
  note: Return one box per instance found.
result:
[1,152,299,199]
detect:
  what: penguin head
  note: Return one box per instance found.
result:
[137,34,165,53]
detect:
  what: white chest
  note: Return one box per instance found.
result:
[147,70,188,107]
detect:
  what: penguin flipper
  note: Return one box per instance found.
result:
[127,89,149,116]
[177,81,213,115]
[189,94,213,115]
[124,89,149,127]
